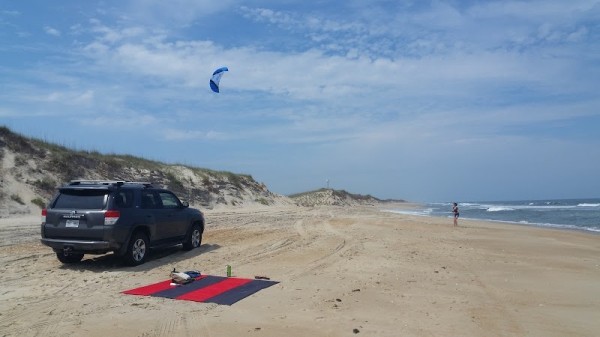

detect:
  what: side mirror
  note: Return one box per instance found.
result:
[181,201,189,208]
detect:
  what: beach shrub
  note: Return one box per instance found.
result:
[166,172,184,190]
[34,177,56,193]
[10,194,25,205]
[31,197,46,209]
[255,198,270,205]
[225,172,243,189]
[14,154,27,167]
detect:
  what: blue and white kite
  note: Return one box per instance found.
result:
[210,66,229,93]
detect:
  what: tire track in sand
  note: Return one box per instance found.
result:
[285,214,355,280]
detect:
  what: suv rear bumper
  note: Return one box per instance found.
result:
[40,238,118,254]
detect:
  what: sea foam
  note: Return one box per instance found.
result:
[486,206,515,212]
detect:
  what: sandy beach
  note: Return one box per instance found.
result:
[0,205,599,337]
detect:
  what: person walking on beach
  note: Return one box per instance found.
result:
[452,202,459,227]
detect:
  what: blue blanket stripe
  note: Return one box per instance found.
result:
[204,280,279,305]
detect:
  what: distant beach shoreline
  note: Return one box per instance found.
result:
[382,198,600,234]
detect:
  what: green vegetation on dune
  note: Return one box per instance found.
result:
[1,126,402,209]
[0,126,272,208]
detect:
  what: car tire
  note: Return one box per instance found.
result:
[182,224,202,251]
[56,251,84,264]
[124,231,149,266]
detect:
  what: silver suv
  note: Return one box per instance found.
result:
[40,180,205,266]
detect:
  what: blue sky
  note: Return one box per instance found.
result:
[1,1,599,202]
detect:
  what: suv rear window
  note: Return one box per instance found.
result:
[53,189,108,209]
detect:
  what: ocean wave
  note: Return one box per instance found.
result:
[424,199,600,232]
[474,204,577,211]
[460,203,572,211]
[535,222,600,233]
[383,208,433,217]
[457,217,600,233]
[393,205,600,233]
[486,206,515,212]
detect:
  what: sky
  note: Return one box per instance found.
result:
[1,1,599,202]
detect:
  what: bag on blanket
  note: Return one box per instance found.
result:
[170,270,193,285]
[170,269,201,285]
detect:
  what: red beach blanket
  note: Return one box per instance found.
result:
[123,275,278,305]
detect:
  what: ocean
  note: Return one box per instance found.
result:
[387,198,600,233]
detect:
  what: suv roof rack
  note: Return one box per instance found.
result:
[68,180,154,187]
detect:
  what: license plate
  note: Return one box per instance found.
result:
[65,219,80,228]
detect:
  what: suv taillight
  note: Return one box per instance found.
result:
[104,210,120,225]
[41,209,47,224]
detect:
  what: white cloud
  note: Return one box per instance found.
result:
[567,26,589,42]
[126,0,235,26]
[80,114,159,127]
[162,128,226,141]
[89,19,147,44]
[24,89,93,106]
[1,10,20,16]
[44,26,61,37]
[70,7,595,140]
[467,0,597,20]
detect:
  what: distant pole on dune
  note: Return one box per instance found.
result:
[326,179,330,189]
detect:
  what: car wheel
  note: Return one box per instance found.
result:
[124,231,149,266]
[182,224,202,251]
[56,251,84,264]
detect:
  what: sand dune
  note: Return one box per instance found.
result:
[0,205,598,336]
